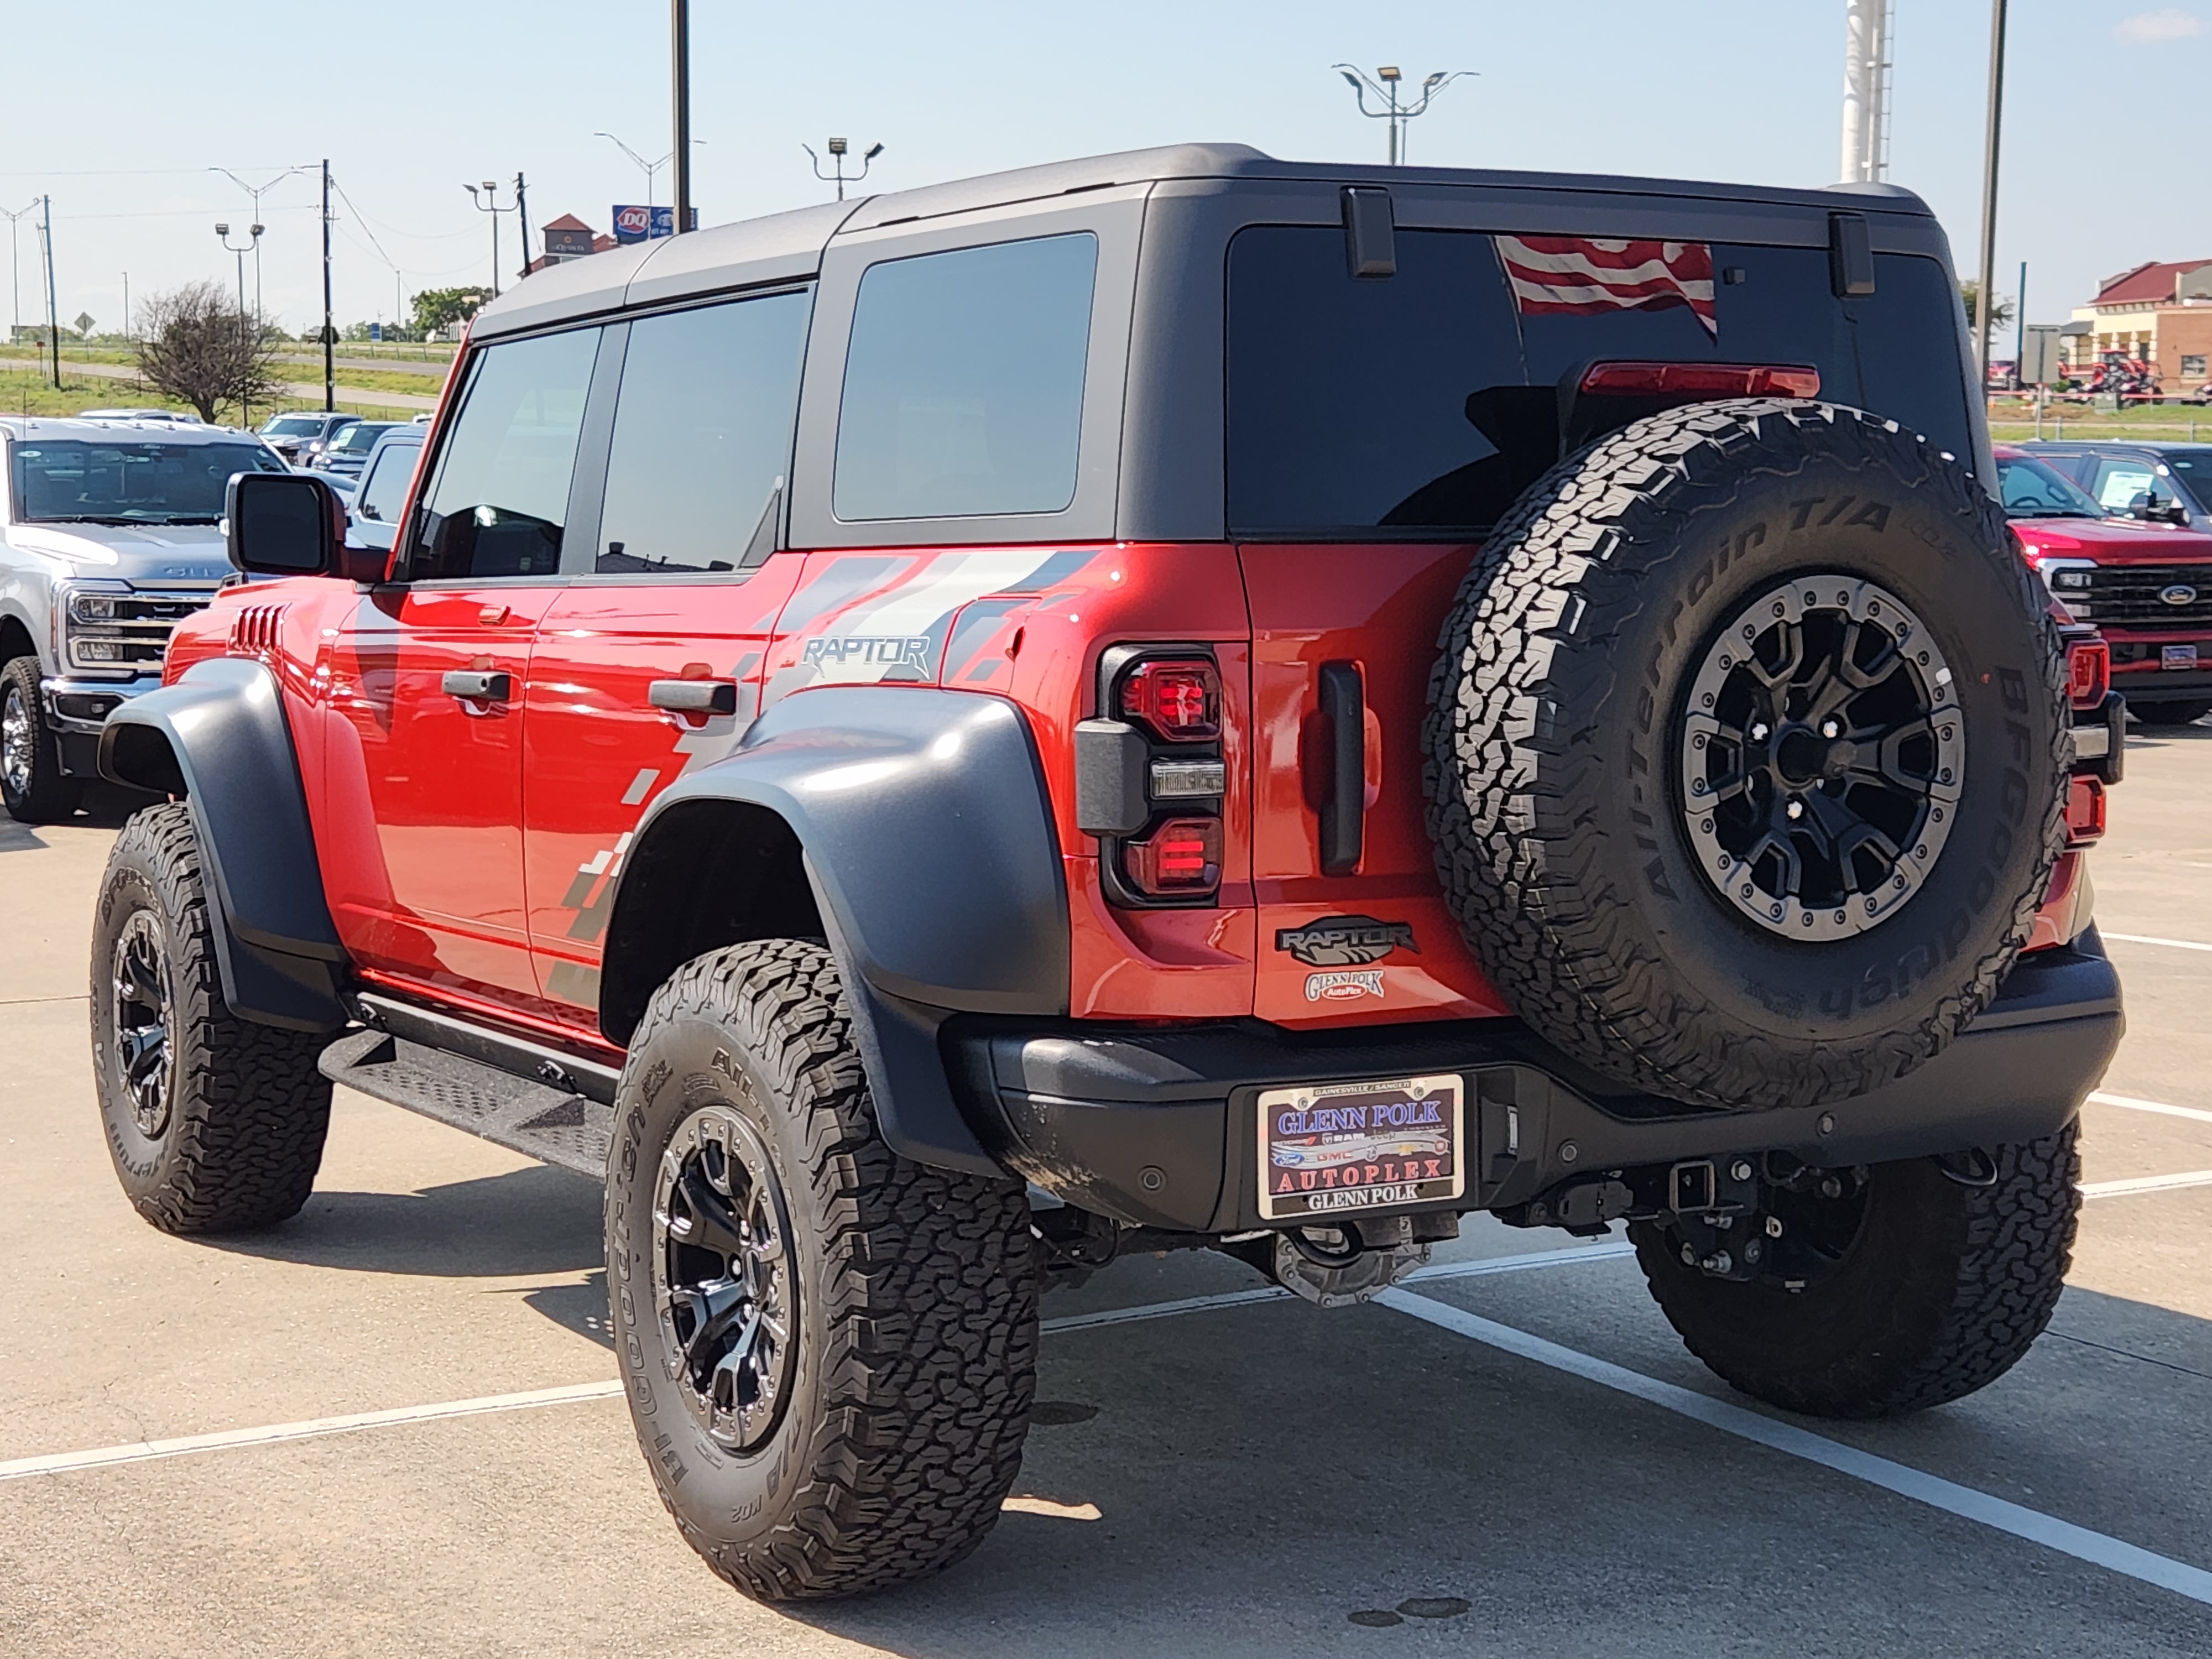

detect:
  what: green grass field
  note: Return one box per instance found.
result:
[0,366,421,425]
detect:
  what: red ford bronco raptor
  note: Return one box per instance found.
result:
[89,145,2122,1600]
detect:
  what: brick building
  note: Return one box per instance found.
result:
[2067,258,2212,392]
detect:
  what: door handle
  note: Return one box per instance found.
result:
[648,679,738,715]
[1317,661,1365,875]
[441,669,513,702]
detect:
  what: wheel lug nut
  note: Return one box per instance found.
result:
[1820,719,1840,738]
[1786,798,1803,820]
[1750,722,1769,742]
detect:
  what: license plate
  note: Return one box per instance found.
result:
[2164,644,2198,671]
[1257,1074,1465,1221]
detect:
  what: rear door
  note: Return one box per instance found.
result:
[520,289,813,1029]
[320,325,601,1004]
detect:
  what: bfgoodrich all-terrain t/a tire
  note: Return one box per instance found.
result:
[1630,1125,2081,1417]
[90,802,332,1233]
[1425,400,2069,1110]
[604,939,1038,1602]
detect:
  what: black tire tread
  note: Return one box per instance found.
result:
[94,802,331,1233]
[1632,1124,2080,1418]
[1422,400,2068,1109]
[620,939,1037,1601]
[2,654,84,823]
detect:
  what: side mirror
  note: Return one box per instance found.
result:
[225,472,386,583]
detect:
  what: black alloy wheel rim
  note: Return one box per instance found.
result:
[111,910,175,1138]
[651,1105,796,1453]
[1679,575,1963,941]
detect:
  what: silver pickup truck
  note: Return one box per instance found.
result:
[0,418,288,821]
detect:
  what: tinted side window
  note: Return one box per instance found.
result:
[356,440,421,524]
[593,291,811,574]
[1852,253,1974,462]
[833,233,1097,521]
[413,327,600,579]
[1228,227,1527,535]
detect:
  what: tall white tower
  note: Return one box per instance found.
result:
[1840,0,1893,184]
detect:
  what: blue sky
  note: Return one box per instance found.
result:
[1,2,2203,338]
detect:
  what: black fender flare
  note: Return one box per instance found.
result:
[98,657,348,1032]
[602,686,1068,1175]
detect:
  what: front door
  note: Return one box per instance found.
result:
[319,321,604,1006]
[517,288,814,1033]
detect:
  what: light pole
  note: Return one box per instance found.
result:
[1334,64,1472,164]
[1973,0,2009,385]
[805,138,883,202]
[463,180,516,299]
[216,221,262,424]
[596,132,672,210]
[1,199,38,340]
[213,166,301,325]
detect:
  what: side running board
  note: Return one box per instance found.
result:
[317,995,623,1178]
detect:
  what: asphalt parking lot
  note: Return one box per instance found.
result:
[7,735,2212,1658]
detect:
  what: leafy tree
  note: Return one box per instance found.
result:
[134,280,284,424]
[1959,279,2015,333]
[411,286,488,338]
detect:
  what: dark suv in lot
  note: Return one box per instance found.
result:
[90,145,2120,1600]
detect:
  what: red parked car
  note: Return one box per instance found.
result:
[1996,443,2212,726]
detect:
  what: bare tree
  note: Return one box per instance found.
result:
[135,280,284,424]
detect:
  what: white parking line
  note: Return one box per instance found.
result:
[1376,1288,2212,1609]
[2102,931,2212,954]
[0,1380,623,1484]
[2090,1089,2212,1126]
[2081,1169,2212,1200]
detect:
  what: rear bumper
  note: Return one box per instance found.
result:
[948,933,2123,1233]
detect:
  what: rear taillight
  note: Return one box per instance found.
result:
[1118,656,1221,742]
[1579,361,1822,399]
[2065,638,2110,709]
[2065,774,2107,847]
[1124,817,1222,896]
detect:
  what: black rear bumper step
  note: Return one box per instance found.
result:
[319,1027,614,1178]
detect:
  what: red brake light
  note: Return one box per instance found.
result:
[1579,361,1822,399]
[2065,774,2106,847]
[1124,817,1222,896]
[2065,638,2110,710]
[1118,657,1220,742]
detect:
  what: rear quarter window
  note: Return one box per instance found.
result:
[832,233,1098,521]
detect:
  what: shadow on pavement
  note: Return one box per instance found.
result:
[520,1270,613,1347]
[201,1163,603,1278]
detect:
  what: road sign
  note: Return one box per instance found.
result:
[72,312,95,336]
[612,205,675,244]
[2021,324,2065,387]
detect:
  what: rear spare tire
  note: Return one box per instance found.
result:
[1425,401,2066,1110]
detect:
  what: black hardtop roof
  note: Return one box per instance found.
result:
[471,141,1935,340]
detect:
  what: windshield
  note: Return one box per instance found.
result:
[262,415,322,436]
[331,422,393,455]
[10,439,286,524]
[1996,453,2107,519]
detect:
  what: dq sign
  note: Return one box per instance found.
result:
[612,205,675,244]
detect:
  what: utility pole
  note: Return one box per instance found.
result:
[1839,0,1892,183]
[321,160,334,410]
[1974,0,2008,382]
[2015,260,2027,393]
[1334,64,1472,165]
[672,0,692,233]
[805,139,884,202]
[41,195,59,389]
[121,272,128,343]
[514,171,531,281]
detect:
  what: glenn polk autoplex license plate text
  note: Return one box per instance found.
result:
[1258,1074,1465,1221]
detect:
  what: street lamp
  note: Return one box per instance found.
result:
[1334,63,1473,164]
[0,199,38,340]
[215,220,263,425]
[212,166,302,324]
[804,138,884,202]
[463,180,517,300]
